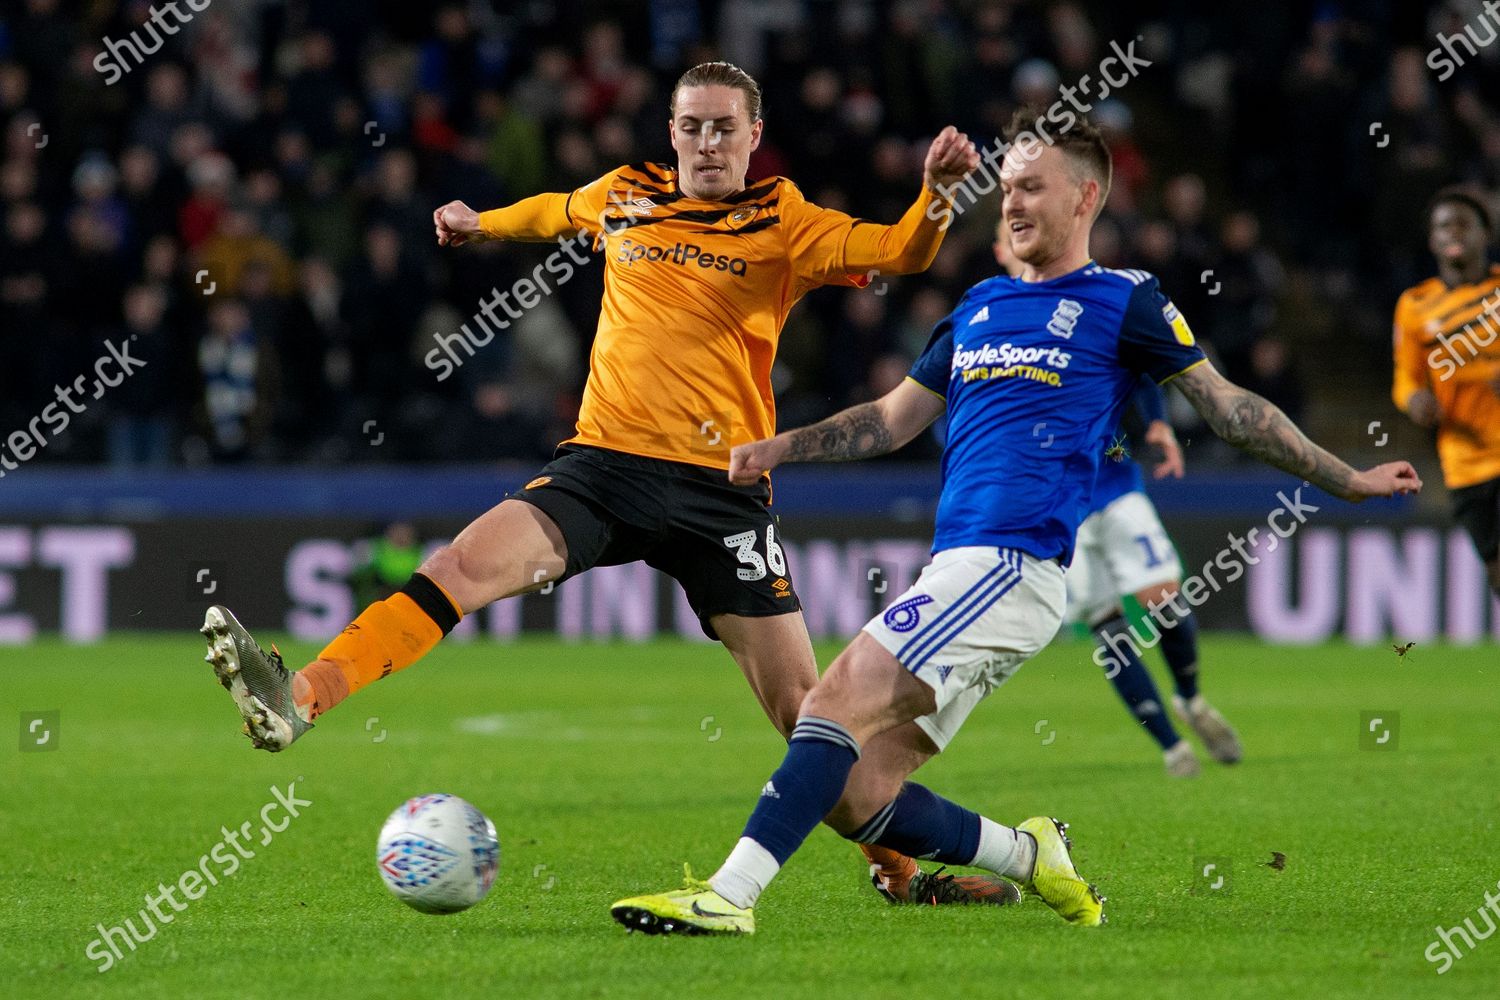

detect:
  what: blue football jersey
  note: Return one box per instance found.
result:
[907,262,1204,563]
[1090,374,1166,512]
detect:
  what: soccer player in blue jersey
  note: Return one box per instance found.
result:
[612,109,1421,934]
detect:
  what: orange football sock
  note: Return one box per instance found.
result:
[861,844,918,888]
[296,574,462,719]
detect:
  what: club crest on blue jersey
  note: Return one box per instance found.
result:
[1047,299,1083,338]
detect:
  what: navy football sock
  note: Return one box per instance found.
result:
[847,781,981,865]
[1156,606,1201,700]
[1094,613,1180,750]
[740,717,861,865]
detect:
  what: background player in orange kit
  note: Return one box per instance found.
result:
[1393,187,1500,596]
[200,61,997,903]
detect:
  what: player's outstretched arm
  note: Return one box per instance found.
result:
[434,193,575,247]
[840,126,980,276]
[728,379,945,485]
[1173,362,1422,502]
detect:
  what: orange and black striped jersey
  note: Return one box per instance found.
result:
[1392,264,1500,489]
[477,162,950,469]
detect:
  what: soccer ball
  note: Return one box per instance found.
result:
[376,794,500,914]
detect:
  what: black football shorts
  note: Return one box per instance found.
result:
[1450,475,1500,563]
[509,445,801,638]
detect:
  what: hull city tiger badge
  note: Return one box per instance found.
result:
[727,205,759,229]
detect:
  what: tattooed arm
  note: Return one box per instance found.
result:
[728,379,946,485]
[1172,362,1422,501]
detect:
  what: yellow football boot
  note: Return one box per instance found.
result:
[1016,816,1106,926]
[611,864,755,936]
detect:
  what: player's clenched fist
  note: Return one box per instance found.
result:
[433,200,491,247]
[728,438,785,486]
[923,126,981,193]
[1347,461,1423,500]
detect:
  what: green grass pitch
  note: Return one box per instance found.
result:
[3,633,1496,999]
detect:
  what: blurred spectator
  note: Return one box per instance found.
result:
[119,145,176,248]
[0,201,55,422]
[199,204,296,297]
[1370,47,1453,290]
[477,91,546,198]
[130,64,194,158]
[349,521,424,608]
[341,223,426,406]
[1238,338,1305,427]
[197,299,278,462]
[460,382,549,461]
[1208,211,1285,381]
[107,284,178,467]
[1094,100,1147,213]
[178,151,234,249]
[826,291,896,408]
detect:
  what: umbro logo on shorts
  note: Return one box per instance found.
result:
[525,476,552,490]
[772,577,791,597]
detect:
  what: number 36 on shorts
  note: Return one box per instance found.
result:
[722,525,787,581]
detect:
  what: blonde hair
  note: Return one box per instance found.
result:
[671,61,763,122]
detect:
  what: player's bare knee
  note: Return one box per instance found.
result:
[797,684,834,725]
[418,544,504,608]
[800,645,932,742]
[1136,580,1179,610]
[798,653,856,721]
[416,546,463,591]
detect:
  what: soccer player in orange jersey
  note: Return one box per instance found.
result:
[1393,187,1500,596]
[201,61,997,903]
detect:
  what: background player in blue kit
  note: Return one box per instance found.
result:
[1071,376,1243,777]
[612,109,1421,935]
[993,226,1242,779]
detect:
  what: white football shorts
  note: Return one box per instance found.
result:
[863,546,1066,751]
[1065,490,1182,627]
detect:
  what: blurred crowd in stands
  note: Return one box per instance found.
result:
[0,0,1496,467]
